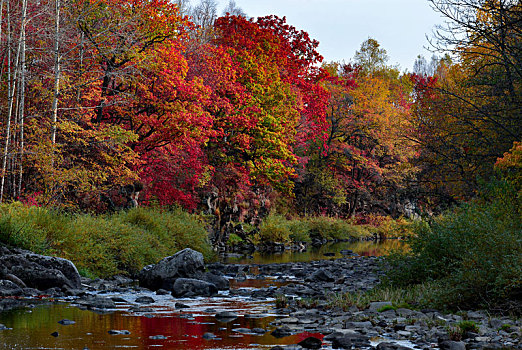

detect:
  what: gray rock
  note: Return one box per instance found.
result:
[202,332,216,339]
[171,278,218,297]
[305,269,335,282]
[3,273,26,288]
[439,340,466,350]
[0,280,23,296]
[138,248,205,290]
[298,336,322,349]
[76,296,116,309]
[175,302,190,309]
[271,326,294,338]
[58,319,76,325]
[215,311,238,322]
[0,251,81,290]
[330,333,371,349]
[201,272,229,290]
[368,301,392,312]
[111,296,127,303]
[149,335,167,339]
[376,342,411,350]
[135,296,155,304]
[345,321,373,329]
[397,330,412,337]
[232,328,253,334]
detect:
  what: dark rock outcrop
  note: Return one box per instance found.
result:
[138,248,205,290]
[0,245,81,292]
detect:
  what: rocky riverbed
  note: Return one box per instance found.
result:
[0,245,520,349]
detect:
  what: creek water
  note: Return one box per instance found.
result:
[0,240,404,350]
[225,239,406,265]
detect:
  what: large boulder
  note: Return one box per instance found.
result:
[171,278,218,297]
[0,247,81,291]
[138,248,205,290]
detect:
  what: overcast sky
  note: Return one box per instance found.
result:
[217,0,445,72]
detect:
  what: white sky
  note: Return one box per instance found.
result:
[218,0,446,72]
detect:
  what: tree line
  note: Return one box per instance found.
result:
[0,0,519,239]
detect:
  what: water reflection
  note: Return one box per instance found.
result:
[0,302,322,349]
[0,240,402,349]
[225,239,406,265]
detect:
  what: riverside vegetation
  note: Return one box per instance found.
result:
[329,177,522,315]
[0,175,520,315]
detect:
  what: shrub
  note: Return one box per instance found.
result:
[307,216,370,240]
[255,214,293,244]
[457,320,479,334]
[227,233,244,246]
[0,203,50,253]
[275,294,288,309]
[253,214,371,244]
[384,178,522,311]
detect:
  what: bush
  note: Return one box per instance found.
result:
[255,214,298,244]
[0,203,49,253]
[253,214,371,244]
[364,216,415,239]
[0,204,214,278]
[384,178,522,311]
[307,216,370,240]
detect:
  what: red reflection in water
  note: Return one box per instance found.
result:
[138,313,324,349]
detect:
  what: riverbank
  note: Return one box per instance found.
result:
[1,246,520,349]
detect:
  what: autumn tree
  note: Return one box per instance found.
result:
[410,0,521,203]
[295,39,417,218]
[182,15,329,243]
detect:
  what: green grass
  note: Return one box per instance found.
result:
[328,283,437,311]
[253,213,372,244]
[0,203,214,278]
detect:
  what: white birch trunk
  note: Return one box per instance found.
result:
[51,0,61,145]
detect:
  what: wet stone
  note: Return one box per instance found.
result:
[135,296,154,304]
[202,332,217,339]
[215,311,238,322]
[175,302,190,309]
[149,335,167,339]
[110,296,127,302]
[108,330,131,335]
[376,342,412,350]
[58,319,75,325]
[271,326,294,338]
[298,336,322,349]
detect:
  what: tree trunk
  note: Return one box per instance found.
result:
[51,0,61,145]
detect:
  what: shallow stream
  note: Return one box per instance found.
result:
[0,240,404,349]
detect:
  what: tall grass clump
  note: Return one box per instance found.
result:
[384,178,522,312]
[253,213,371,244]
[255,214,311,244]
[307,216,371,240]
[362,215,415,239]
[0,204,213,278]
[0,202,49,253]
